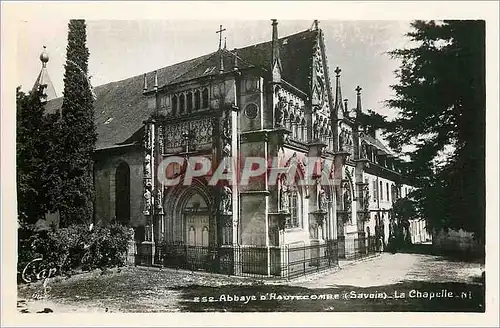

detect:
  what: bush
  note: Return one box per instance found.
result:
[17,223,132,282]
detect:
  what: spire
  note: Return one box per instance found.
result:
[32,45,57,102]
[219,50,224,74]
[153,70,158,92]
[313,19,319,31]
[333,67,344,112]
[271,19,282,83]
[355,86,363,116]
[224,37,227,50]
[233,48,239,71]
[143,73,148,93]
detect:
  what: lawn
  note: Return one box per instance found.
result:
[17,265,485,313]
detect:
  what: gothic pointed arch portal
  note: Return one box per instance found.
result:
[162,176,215,246]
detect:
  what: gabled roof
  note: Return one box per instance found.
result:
[45,28,318,149]
[361,133,394,156]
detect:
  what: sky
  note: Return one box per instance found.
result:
[17,19,412,119]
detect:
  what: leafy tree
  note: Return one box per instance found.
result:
[385,20,485,242]
[16,87,48,226]
[388,197,418,250]
[357,108,387,132]
[56,19,97,226]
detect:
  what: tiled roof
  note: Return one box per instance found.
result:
[45,29,318,149]
[361,133,394,156]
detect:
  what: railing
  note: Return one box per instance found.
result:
[135,240,340,280]
[339,236,380,260]
[285,240,339,279]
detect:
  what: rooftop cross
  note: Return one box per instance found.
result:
[334,67,342,77]
[216,24,226,50]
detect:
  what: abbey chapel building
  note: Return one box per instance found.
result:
[38,20,419,277]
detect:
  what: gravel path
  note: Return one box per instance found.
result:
[296,253,484,288]
[17,253,485,313]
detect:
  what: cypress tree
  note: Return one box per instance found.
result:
[57,19,97,226]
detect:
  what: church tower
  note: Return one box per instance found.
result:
[32,46,57,102]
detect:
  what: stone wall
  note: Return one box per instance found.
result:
[432,229,483,256]
[93,146,145,228]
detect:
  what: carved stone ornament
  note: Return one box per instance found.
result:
[164,118,212,151]
[156,188,164,214]
[144,125,152,151]
[221,185,232,214]
[318,184,326,211]
[274,96,285,128]
[279,182,290,213]
[361,141,369,159]
[144,154,151,178]
[158,124,165,155]
[363,184,370,212]
[313,119,320,141]
[143,188,152,216]
[343,182,352,213]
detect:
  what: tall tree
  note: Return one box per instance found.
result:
[16,87,48,226]
[57,19,97,226]
[385,20,485,242]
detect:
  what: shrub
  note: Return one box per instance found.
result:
[17,223,133,282]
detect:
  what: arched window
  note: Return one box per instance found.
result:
[186,91,193,112]
[172,95,178,116]
[294,117,300,140]
[202,88,209,108]
[202,226,209,246]
[287,189,300,229]
[188,226,196,246]
[179,94,185,114]
[115,162,130,225]
[194,90,201,110]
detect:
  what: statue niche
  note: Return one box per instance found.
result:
[342,182,352,223]
[274,94,286,128]
[143,187,152,216]
[279,182,290,213]
[221,185,232,215]
[318,184,326,212]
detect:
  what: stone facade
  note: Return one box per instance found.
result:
[43,20,423,275]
